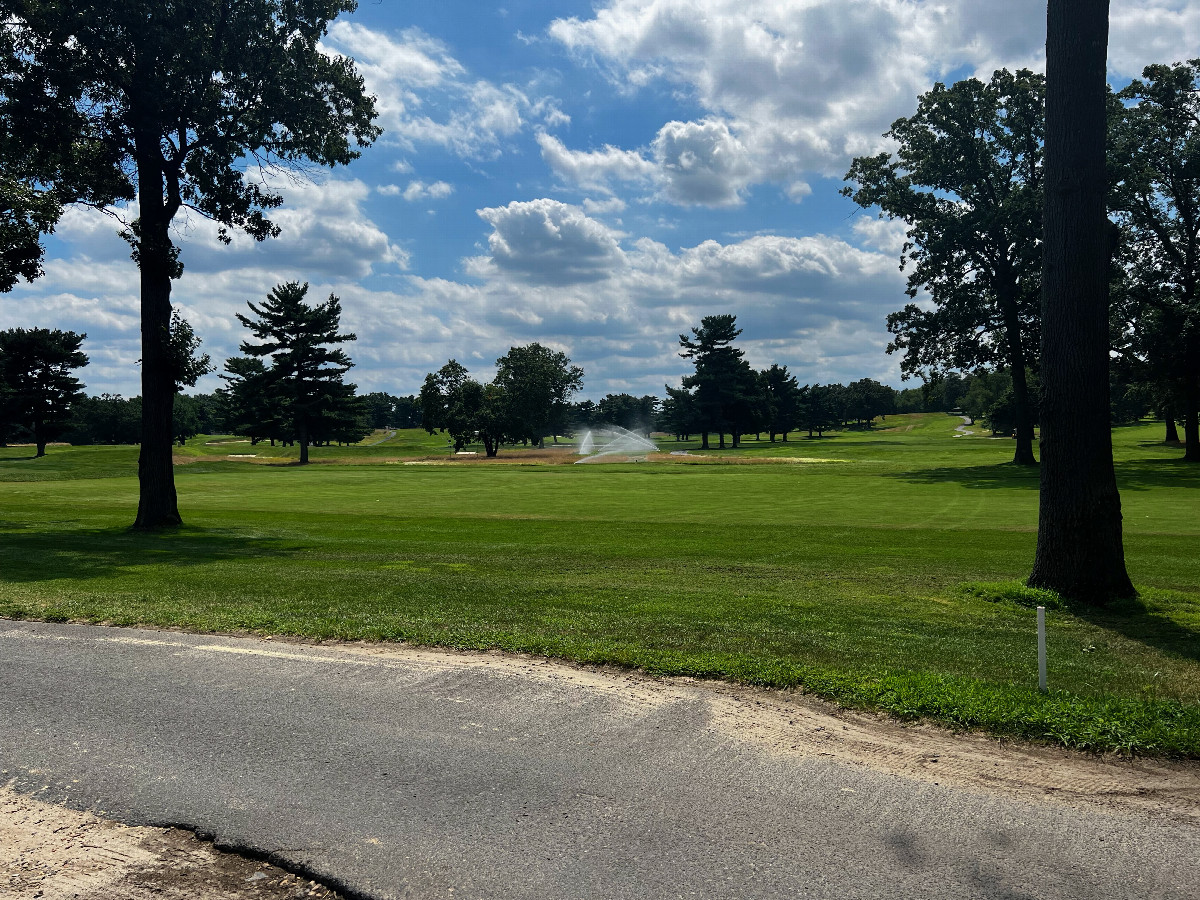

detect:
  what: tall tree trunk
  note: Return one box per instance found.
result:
[298,419,310,465]
[701,432,709,449]
[997,283,1037,465]
[1028,0,1134,602]
[1009,362,1037,465]
[132,135,181,529]
[1164,409,1180,443]
[1184,374,1200,461]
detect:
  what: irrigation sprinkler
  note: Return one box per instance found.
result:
[1037,606,1048,693]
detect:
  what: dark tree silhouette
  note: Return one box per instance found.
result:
[232,282,363,465]
[1110,60,1200,461]
[0,327,88,456]
[1028,0,1135,603]
[844,69,1044,465]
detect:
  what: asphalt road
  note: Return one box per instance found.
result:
[1,620,1196,899]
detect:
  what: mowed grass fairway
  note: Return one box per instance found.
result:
[3,414,1199,755]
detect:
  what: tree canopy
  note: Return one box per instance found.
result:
[494,343,584,447]
[844,69,1045,465]
[679,314,762,448]
[0,0,379,525]
[1110,59,1200,462]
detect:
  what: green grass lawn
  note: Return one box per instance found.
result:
[2,414,1198,755]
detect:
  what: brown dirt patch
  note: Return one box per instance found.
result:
[1,785,344,900]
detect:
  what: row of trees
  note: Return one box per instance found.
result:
[419,344,584,456]
[843,59,1200,466]
[5,312,1048,461]
[662,315,897,448]
[48,386,420,450]
[417,315,917,457]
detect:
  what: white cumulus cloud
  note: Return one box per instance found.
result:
[323,22,566,159]
[470,199,628,285]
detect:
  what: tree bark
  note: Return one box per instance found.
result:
[1164,410,1180,443]
[1028,0,1134,602]
[1008,332,1037,466]
[132,123,182,529]
[997,279,1036,465]
[298,419,310,465]
[1184,373,1200,461]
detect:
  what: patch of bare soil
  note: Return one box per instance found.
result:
[696,679,1200,824]
[0,785,343,900]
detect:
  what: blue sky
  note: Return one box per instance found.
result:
[6,0,1198,400]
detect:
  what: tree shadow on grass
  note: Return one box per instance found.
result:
[885,463,1041,490]
[0,526,305,584]
[1113,458,1200,491]
[887,458,1200,492]
[1071,598,1200,665]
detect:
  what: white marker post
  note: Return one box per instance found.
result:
[1037,606,1048,693]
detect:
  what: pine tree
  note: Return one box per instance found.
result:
[0,327,88,457]
[231,282,363,464]
[679,314,758,449]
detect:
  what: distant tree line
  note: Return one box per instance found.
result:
[658,314,898,447]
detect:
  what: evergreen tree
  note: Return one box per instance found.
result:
[218,357,278,445]
[231,282,362,464]
[762,364,802,441]
[0,327,88,456]
[679,314,760,449]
